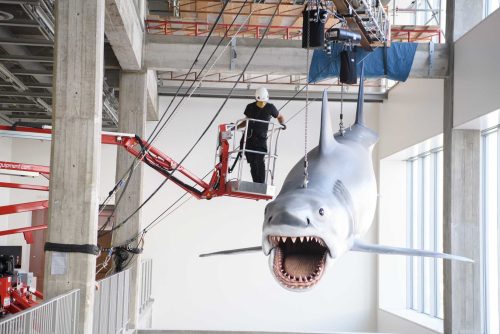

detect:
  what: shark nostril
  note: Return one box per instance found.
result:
[306,218,311,225]
[268,216,273,223]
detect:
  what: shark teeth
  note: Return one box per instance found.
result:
[272,247,327,288]
[268,235,326,247]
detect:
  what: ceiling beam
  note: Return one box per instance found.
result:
[0,99,38,105]
[157,86,386,102]
[105,0,143,70]
[0,37,53,47]
[0,19,39,28]
[0,54,53,63]
[0,82,52,89]
[145,35,449,79]
[9,69,53,76]
[0,108,47,113]
[0,0,40,4]
[0,91,51,98]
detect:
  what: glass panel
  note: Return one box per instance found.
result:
[423,155,432,315]
[412,159,420,310]
[486,0,500,16]
[436,150,444,319]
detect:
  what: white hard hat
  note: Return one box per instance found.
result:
[255,87,269,102]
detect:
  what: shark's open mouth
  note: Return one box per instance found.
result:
[269,236,328,289]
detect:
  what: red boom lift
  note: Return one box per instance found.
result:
[0,120,281,241]
[0,121,281,314]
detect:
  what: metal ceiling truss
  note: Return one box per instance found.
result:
[0,0,118,129]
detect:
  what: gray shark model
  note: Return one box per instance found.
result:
[201,65,472,291]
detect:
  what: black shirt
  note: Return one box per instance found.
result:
[243,102,279,141]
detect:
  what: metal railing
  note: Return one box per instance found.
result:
[229,118,282,186]
[139,258,154,314]
[0,289,80,334]
[93,269,130,334]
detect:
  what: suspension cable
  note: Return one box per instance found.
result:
[105,0,284,242]
[98,0,245,234]
[110,23,379,250]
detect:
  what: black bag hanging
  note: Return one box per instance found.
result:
[339,49,357,84]
[302,1,327,49]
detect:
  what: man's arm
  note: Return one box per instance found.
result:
[277,113,285,125]
[237,118,248,129]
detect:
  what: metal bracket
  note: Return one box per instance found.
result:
[230,38,237,71]
[428,41,434,76]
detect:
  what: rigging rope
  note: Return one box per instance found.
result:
[98,0,245,234]
[107,0,285,244]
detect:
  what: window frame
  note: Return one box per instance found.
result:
[406,148,443,319]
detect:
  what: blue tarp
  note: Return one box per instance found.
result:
[308,42,418,83]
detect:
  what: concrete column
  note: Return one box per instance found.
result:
[44,1,105,333]
[443,129,481,333]
[113,71,147,328]
[443,1,482,332]
[453,0,484,41]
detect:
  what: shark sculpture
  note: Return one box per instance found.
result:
[201,65,472,291]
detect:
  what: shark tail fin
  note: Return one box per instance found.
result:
[354,62,365,126]
[352,240,473,263]
[319,90,338,155]
[199,246,262,257]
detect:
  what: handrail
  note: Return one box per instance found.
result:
[0,289,80,334]
[139,258,154,314]
[93,269,131,334]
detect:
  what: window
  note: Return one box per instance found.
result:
[406,149,443,319]
[481,128,499,334]
[484,0,500,17]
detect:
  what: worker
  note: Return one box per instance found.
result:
[240,87,286,183]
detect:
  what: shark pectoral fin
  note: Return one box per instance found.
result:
[199,246,262,258]
[351,240,474,263]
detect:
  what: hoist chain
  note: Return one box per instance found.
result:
[303,0,312,188]
[339,83,346,135]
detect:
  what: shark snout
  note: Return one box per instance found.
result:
[266,210,310,227]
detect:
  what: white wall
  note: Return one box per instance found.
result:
[0,136,117,271]
[7,139,50,270]
[378,79,444,159]
[454,8,500,128]
[0,137,13,247]
[0,94,381,332]
[377,79,445,333]
[141,96,381,332]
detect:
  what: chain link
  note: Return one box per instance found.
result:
[303,0,311,188]
[339,83,345,135]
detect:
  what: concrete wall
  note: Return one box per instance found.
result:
[141,96,380,332]
[454,8,500,128]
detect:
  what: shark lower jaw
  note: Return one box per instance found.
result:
[268,235,328,290]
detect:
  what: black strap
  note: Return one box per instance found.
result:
[45,242,100,255]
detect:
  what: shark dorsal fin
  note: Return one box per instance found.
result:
[319,90,338,155]
[354,62,365,126]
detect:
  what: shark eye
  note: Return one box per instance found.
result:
[319,208,325,216]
